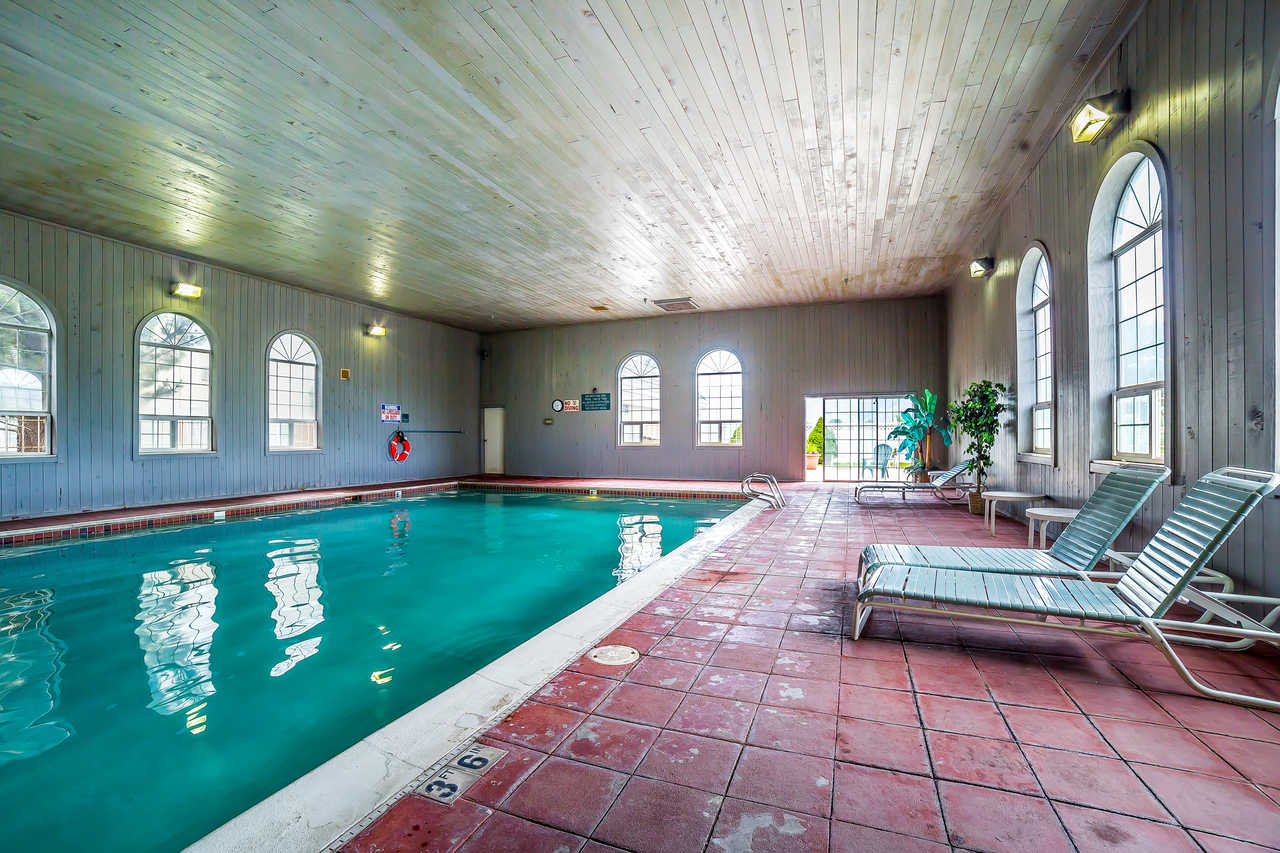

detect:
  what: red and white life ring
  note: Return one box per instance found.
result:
[389,431,411,462]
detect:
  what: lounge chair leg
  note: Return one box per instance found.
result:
[1142,620,1280,713]
[853,601,871,640]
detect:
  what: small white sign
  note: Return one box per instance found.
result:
[562,399,580,412]
[380,403,402,423]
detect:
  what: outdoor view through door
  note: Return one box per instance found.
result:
[821,396,910,482]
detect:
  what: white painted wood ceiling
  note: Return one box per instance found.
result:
[0,0,1137,331]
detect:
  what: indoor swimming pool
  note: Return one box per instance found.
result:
[0,489,738,852]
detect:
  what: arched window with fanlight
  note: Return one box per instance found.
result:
[137,312,214,453]
[0,280,54,456]
[1015,247,1054,460]
[1112,157,1166,462]
[696,349,743,447]
[267,332,320,450]
[617,353,660,446]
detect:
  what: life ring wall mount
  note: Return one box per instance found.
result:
[389,431,411,462]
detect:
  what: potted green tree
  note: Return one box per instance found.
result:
[805,417,823,470]
[948,380,1010,514]
[888,389,952,482]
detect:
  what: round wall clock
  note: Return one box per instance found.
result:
[551,399,564,412]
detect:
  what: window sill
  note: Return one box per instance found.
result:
[0,453,58,465]
[136,450,218,458]
[616,444,661,450]
[1017,453,1054,467]
[1089,458,1171,482]
[268,448,325,455]
[696,444,744,449]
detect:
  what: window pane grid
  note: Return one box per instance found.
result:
[138,313,213,452]
[696,351,742,446]
[618,354,660,446]
[139,416,212,451]
[1032,404,1052,454]
[1112,158,1165,463]
[0,414,48,454]
[822,396,910,482]
[0,283,54,455]
[1114,387,1164,461]
[268,335,319,450]
[1019,252,1053,457]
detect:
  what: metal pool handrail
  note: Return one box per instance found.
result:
[742,473,785,508]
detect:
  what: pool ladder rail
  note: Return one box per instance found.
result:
[742,473,786,508]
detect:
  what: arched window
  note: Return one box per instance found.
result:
[617,353,660,446]
[1112,157,1165,462]
[138,312,213,453]
[1015,248,1054,459]
[267,332,320,450]
[696,349,743,446]
[0,281,54,456]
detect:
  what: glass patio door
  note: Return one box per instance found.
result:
[822,396,910,482]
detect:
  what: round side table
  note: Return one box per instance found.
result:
[1025,506,1079,548]
[980,491,1047,537]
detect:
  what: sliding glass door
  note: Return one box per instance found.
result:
[822,395,910,482]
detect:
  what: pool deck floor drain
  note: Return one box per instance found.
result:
[586,644,639,665]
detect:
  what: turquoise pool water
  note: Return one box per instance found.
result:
[0,489,736,852]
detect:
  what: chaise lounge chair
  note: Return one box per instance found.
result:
[854,459,976,503]
[854,467,1280,711]
[858,465,1169,584]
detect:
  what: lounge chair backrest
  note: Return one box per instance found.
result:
[1115,467,1280,618]
[929,460,971,486]
[1048,465,1168,573]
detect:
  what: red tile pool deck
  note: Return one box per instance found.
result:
[334,483,1280,853]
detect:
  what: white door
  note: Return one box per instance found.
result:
[482,407,505,474]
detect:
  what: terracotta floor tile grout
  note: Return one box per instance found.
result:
[339,487,1280,852]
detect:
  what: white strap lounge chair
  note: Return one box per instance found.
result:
[854,467,1280,711]
[854,459,975,503]
[858,465,1168,584]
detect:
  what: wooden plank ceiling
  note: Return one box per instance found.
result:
[0,0,1136,331]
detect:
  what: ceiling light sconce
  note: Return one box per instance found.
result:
[969,257,995,278]
[170,282,202,299]
[1069,90,1128,144]
[366,324,387,337]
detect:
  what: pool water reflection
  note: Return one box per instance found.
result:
[0,490,735,852]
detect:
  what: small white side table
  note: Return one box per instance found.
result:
[1025,506,1079,548]
[981,491,1047,537]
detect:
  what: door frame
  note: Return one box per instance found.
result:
[816,393,912,483]
[482,406,505,474]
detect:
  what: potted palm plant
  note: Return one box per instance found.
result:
[805,417,823,470]
[948,380,1010,514]
[888,390,952,482]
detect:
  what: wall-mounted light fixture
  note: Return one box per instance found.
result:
[170,282,202,299]
[1069,90,1128,144]
[366,324,387,337]
[969,257,995,278]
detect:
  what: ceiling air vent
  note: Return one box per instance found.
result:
[653,297,699,313]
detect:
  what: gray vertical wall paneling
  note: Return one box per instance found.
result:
[946,0,1280,595]
[481,297,947,482]
[0,209,480,520]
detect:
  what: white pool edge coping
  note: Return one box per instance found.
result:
[186,496,768,853]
